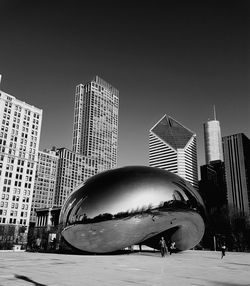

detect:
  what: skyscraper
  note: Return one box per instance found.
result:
[54,148,96,206]
[0,90,42,226]
[199,160,227,212]
[30,148,59,223]
[223,133,250,217]
[149,115,198,190]
[204,107,223,164]
[72,76,119,173]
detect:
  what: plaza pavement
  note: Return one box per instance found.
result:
[0,250,250,286]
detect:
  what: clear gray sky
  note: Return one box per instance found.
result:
[0,0,249,174]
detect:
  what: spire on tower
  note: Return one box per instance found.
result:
[213,105,216,120]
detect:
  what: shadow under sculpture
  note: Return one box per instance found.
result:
[59,166,206,253]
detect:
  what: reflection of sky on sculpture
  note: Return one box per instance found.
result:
[78,180,175,218]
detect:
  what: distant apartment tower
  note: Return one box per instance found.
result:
[30,148,59,223]
[72,76,119,173]
[0,90,42,226]
[149,115,198,190]
[204,107,223,164]
[54,148,96,206]
[223,133,250,217]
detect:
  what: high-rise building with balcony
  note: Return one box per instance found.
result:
[30,148,59,223]
[54,148,96,206]
[204,107,223,164]
[0,90,42,227]
[223,133,250,217]
[72,76,119,173]
[149,115,198,190]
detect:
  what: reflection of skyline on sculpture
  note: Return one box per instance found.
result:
[76,179,175,218]
[60,166,205,253]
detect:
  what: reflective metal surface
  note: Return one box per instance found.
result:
[59,166,206,253]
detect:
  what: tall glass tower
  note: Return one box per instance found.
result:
[149,115,198,190]
[72,76,119,173]
[204,106,223,164]
[223,133,250,217]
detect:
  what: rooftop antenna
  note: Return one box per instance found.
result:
[213,104,217,120]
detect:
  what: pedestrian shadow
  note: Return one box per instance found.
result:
[14,274,47,286]
[210,281,249,286]
[134,250,160,257]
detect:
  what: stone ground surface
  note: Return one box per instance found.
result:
[0,250,250,286]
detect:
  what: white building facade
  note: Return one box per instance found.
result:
[0,90,42,226]
[204,119,223,164]
[149,115,198,190]
[72,76,119,173]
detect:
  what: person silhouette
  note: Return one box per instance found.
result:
[170,241,176,255]
[159,237,167,257]
[221,243,226,259]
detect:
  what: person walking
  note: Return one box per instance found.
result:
[170,241,176,255]
[221,243,226,259]
[159,237,167,257]
[36,237,41,251]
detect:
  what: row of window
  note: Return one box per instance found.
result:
[0,217,27,225]
[4,100,40,119]
[0,201,29,210]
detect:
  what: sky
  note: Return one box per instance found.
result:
[0,0,249,175]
